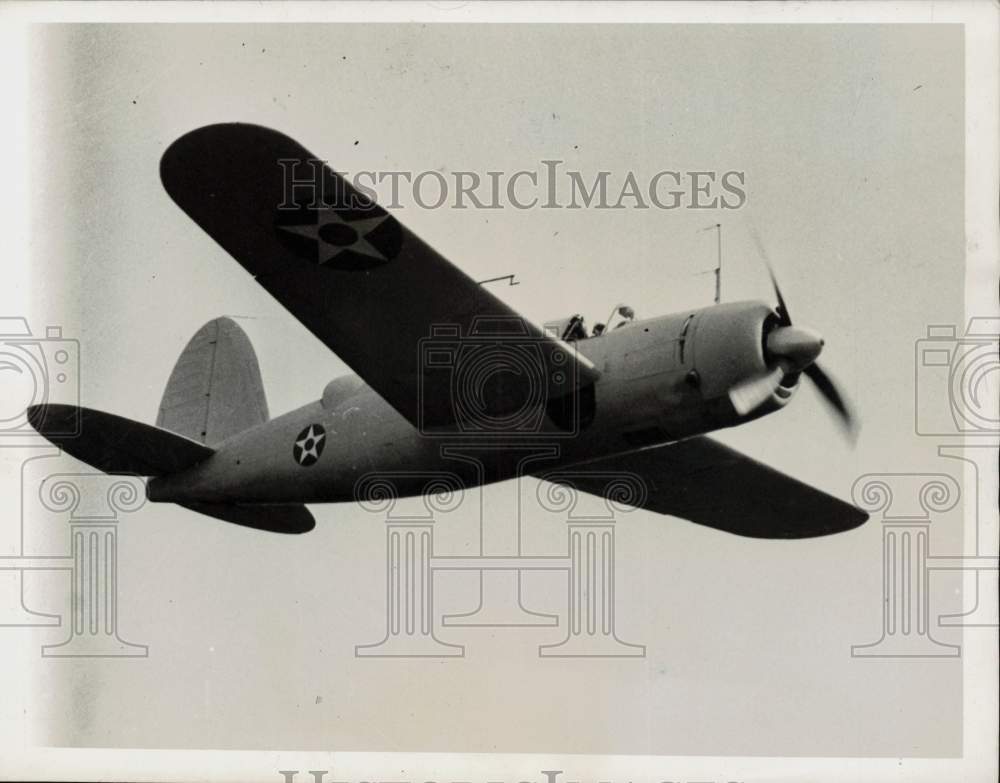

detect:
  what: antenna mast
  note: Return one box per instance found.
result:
[699,223,723,304]
[713,222,722,304]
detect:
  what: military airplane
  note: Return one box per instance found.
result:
[28,123,867,537]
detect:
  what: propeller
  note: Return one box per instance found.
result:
[728,244,858,439]
[803,362,853,424]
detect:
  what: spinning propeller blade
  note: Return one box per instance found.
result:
[729,232,858,439]
[749,225,792,326]
[804,362,856,435]
[763,257,793,327]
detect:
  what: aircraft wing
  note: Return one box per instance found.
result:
[539,437,867,538]
[160,124,598,430]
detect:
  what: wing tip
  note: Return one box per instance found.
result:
[782,501,868,539]
[822,503,869,537]
[160,122,295,184]
[26,403,75,439]
[26,403,45,431]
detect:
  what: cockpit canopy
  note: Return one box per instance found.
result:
[544,304,637,342]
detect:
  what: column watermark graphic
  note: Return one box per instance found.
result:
[353,471,466,658]
[353,465,647,659]
[535,472,647,657]
[1,461,148,657]
[849,473,962,658]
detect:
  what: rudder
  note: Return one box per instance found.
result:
[157,317,268,445]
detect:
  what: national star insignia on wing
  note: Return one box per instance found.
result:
[278,206,390,265]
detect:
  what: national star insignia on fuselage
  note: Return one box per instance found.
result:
[294,424,325,465]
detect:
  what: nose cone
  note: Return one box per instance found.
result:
[767,325,825,370]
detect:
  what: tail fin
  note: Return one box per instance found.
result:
[27,404,214,476]
[157,317,268,446]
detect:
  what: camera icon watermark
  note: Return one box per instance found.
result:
[915,318,999,437]
[417,316,586,438]
[0,316,80,442]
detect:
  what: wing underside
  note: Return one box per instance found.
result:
[538,437,867,538]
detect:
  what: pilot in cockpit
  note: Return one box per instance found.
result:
[546,305,636,343]
[561,314,588,342]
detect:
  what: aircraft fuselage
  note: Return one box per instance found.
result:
[148,300,795,505]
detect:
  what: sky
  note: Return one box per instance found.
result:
[1,22,971,756]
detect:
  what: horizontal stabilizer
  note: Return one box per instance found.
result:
[27,404,214,476]
[180,502,315,534]
[538,437,867,538]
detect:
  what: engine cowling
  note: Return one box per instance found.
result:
[689,300,797,419]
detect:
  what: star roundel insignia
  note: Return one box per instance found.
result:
[275,204,403,271]
[293,424,326,467]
